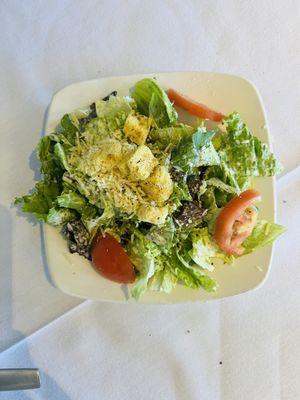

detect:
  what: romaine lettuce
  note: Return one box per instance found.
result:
[189,228,234,271]
[149,124,194,150]
[58,114,79,146]
[221,113,282,177]
[242,220,287,253]
[15,178,61,221]
[173,248,217,291]
[129,232,157,300]
[56,191,86,213]
[47,207,77,226]
[131,78,178,127]
[171,128,216,173]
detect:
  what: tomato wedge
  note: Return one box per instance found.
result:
[91,234,135,284]
[214,189,261,256]
[167,88,224,122]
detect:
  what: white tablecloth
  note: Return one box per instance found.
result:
[0,1,299,399]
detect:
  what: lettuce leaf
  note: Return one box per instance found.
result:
[173,249,217,291]
[168,178,192,213]
[205,161,243,194]
[15,178,61,221]
[198,141,220,167]
[205,177,239,195]
[76,96,134,141]
[202,176,239,207]
[59,114,79,146]
[37,136,65,178]
[149,124,194,150]
[147,218,175,253]
[148,269,178,293]
[56,191,86,213]
[131,78,177,127]
[129,232,157,300]
[189,228,234,271]
[242,220,287,253]
[171,128,216,173]
[81,194,114,239]
[221,113,282,177]
[68,172,103,208]
[47,207,77,226]
[54,143,70,172]
[130,230,217,299]
[95,95,133,131]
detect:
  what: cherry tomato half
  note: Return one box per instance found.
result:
[91,234,135,284]
[214,189,261,256]
[167,88,224,122]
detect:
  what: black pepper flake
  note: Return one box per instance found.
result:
[283,200,287,204]
[219,361,223,365]
[186,330,191,334]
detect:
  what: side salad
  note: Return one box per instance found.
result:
[15,78,286,299]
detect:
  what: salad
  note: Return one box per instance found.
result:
[15,78,286,300]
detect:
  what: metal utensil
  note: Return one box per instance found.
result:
[0,369,40,391]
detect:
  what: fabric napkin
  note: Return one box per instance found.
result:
[0,168,299,400]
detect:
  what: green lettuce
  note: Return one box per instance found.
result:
[221,113,282,177]
[131,78,178,127]
[148,269,178,294]
[130,229,218,299]
[54,143,70,172]
[168,181,192,213]
[171,128,216,173]
[77,96,134,140]
[198,142,220,167]
[189,228,234,271]
[149,124,194,150]
[205,177,239,195]
[96,95,133,119]
[145,218,175,253]
[57,114,79,146]
[129,232,157,300]
[95,95,133,130]
[242,220,287,253]
[68,172,103,208]
[15,178,61,221]
[173,248,217,291]
[204,176,239,207]
[83,211,114,239]
[47,207,77,226]
[37,136,65,178]
[56,191,86,213]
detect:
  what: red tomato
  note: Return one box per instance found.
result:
[167,88,224,122]
[214,189,261,256]
[91,234,135,284]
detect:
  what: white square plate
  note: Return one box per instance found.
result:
[44,72,275,303]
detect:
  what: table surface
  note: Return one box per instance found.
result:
[0,1,299,399]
